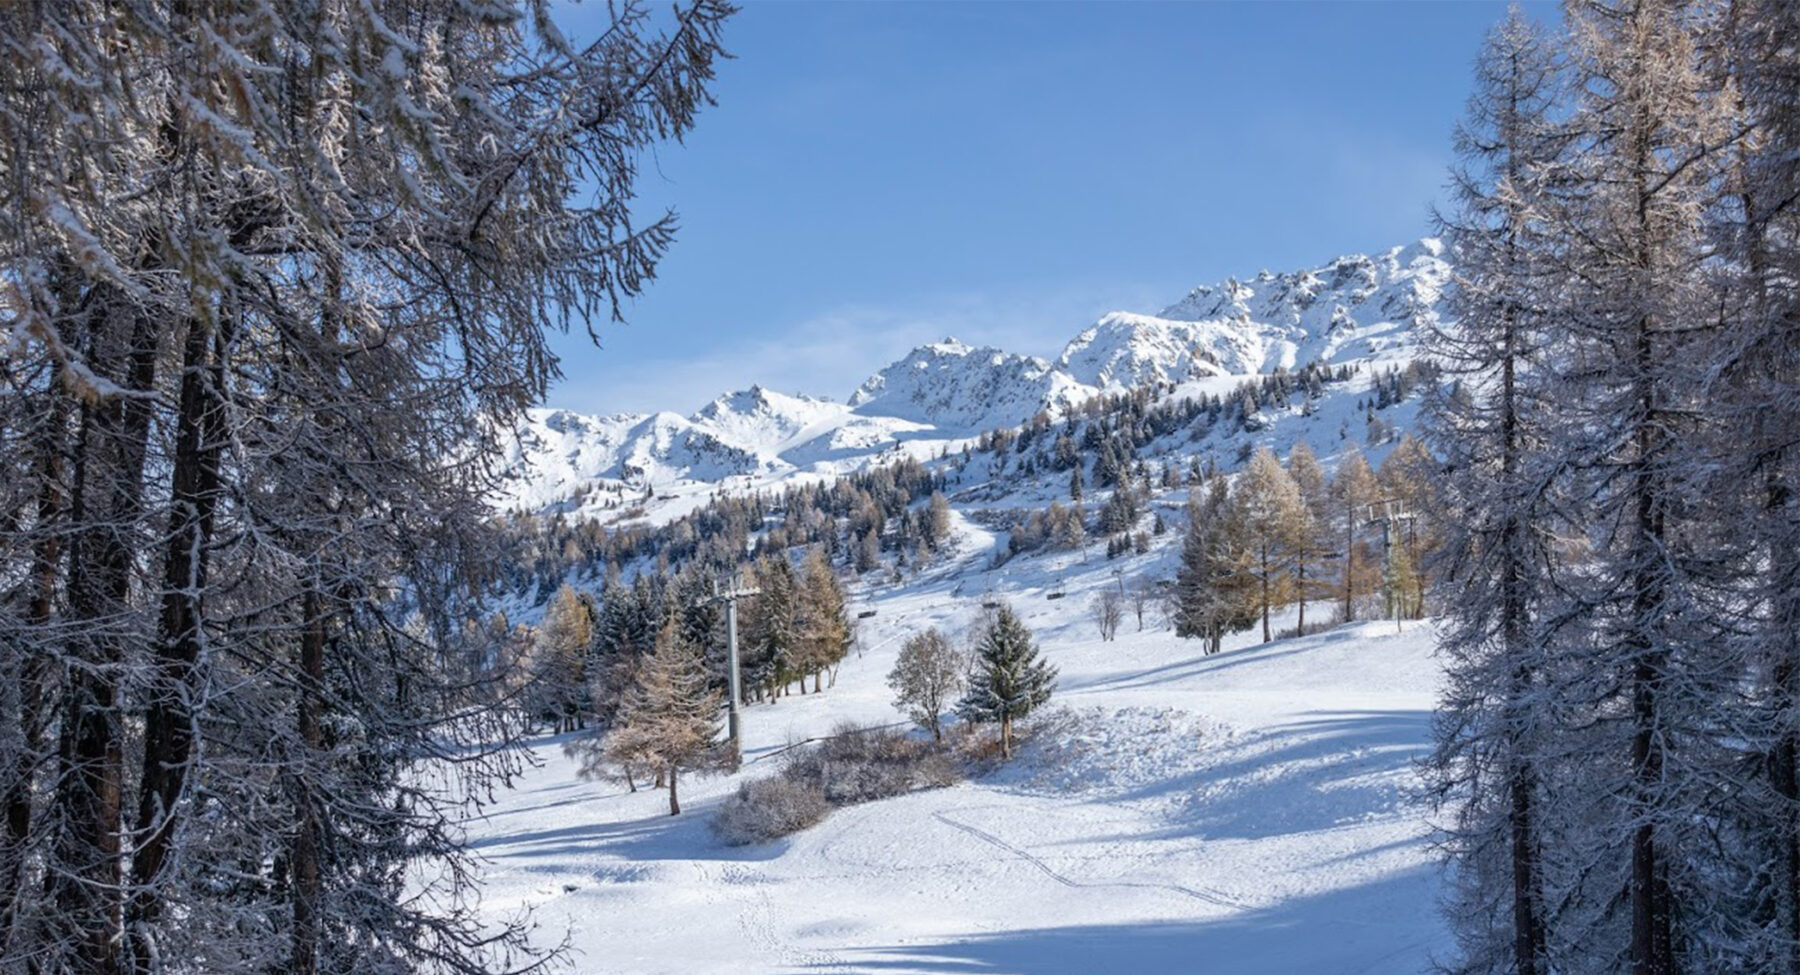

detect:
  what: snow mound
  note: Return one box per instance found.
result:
[992,705,1232,798]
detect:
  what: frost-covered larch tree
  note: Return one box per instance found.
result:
[1424,9,1569,974]
[0,2,732,973]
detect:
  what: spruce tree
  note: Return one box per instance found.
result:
[957,606,1057,758]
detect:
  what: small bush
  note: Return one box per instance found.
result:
[712,722,960,845]
[712,776,829,846]
[783,722,960,805]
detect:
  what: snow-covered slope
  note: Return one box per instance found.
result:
[1153,239,1450,373]
[501,240,1451,519]
[470,533,1448,974]
[1056,311,1269,387]
[1058,240,1450,390]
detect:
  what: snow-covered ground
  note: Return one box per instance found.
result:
[468,538,1448,974]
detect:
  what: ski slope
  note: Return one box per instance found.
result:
[468,548,1449,974]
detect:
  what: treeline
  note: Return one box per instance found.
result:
[499,358,1435,603]
[494,456,952,601]
[1171,440,1439,650]
[517,546,856,736]
[1426,5,1800,975]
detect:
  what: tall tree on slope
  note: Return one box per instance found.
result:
[1552,4,1733,971]
[607,623,722,816]
[1425,9,1569,974]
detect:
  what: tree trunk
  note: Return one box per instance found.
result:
[130,313,227,972]
[667,764,680,816]
[1509,751,1544,975]
[291,590,327,975]
[52,300,158,975]
[1261,541,1272,643]
[1296,563,1306,633]
[0,367,66,954]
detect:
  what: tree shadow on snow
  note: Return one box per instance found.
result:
[471,793,790,865]
[1064,623,1380,695]
[785,864,1442,975]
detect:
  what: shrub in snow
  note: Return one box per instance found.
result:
[712,723,960,845]
[783,722,960,806]
[712,777,830,846]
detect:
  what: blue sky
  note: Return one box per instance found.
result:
[549,0,1543,417]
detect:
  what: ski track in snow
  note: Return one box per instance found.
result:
[927,806,1256,912]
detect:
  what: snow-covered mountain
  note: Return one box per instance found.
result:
[847,338,1093,432]
[495,387,931,512]
[497,240,1450,517]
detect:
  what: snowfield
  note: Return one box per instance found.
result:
[469,556,1449,974]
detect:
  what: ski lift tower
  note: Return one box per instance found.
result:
[708,573,760,759]
[1362,498,1418,627]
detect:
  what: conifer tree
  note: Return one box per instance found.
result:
[1331,449,1381,622]
[606,623,722,816]
[1237,447,1306,642]
[531,585,596,731]
[1285,443,1332,632]
[1174,480,1257,653]
[0,3,732,972]
[746,556,799,699]
[1704,2,1800,968]
[1546,6,1730,970]
[957,606,1056,758]
[796,548,851,693]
